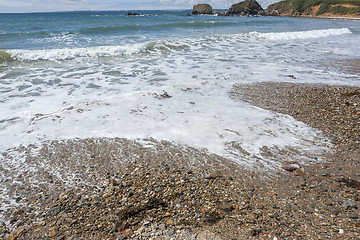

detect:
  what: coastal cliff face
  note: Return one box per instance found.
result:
[266,0,360,18]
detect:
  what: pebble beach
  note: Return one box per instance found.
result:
[2,80,359,239]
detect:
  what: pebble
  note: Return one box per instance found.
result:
[342,200,357,210]
[282,162,301,172]
[4,83,360,240]
[117,234,125,240]
[166,229,175,236]
[348,214,358,219]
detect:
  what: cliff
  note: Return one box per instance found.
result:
[266,0,360,18]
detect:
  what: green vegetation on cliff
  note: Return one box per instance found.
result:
[266,0,360,16]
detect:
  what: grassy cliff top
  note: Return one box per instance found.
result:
[267,0,360,16]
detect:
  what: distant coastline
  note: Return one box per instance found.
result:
[266,0,360,19]
[273,14,360,20]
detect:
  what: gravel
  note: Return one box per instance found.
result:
[3,82,360,239]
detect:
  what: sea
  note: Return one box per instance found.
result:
[0,10,359,217]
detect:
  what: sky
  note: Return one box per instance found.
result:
[0,0,278,13]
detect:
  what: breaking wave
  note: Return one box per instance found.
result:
[6,28,351,62]
[249,27,352,40]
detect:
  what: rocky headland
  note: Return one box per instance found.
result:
[266,0,360,18]
[191,0,360,19]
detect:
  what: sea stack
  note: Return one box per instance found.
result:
[228,0,265,15]
[192,4,213,14]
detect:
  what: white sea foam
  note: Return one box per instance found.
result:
[8,42,152,61]
[1,26,357,172]
[250,28,352,40]
[7,28,352,62]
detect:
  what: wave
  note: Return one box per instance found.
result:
[79,25,145,34]
[0,30,79,39]
[79,21,230,34]
[0,51,14,63]
[8,42,152,61]
[6,28,351,62]
[249,28,352,40]
[156,21,231,28]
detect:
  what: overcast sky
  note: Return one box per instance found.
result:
[0,0,278,13]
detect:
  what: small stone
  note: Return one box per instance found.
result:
[166,229,175,236]
[122,229,133,238]
[249,228,261,236]
[219,202,234,212]
[342,200,357,210]
[12,209,25,217]
[7,227,25,240]
[348,214,358,219]
[117,234,125,240]
[354,194,359,201]
[294,169,306,176]
[159,224,166,231]
[282,162,300,172]
[49,231,57,237]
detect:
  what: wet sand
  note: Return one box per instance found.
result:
[2,82,360,239]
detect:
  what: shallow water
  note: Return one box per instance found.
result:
[1,11,359,168]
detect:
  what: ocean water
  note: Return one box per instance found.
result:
[0,11,359,170]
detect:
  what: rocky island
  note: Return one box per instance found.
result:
[192,0,265,16]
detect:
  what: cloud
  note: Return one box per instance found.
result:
[0,0,278,13]
[0,0,33,8]
[61,0,87,2]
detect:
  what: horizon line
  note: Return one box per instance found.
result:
[0,7,240,14]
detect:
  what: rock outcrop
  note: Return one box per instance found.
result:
[229,0,264,15]
[192,4,213,14]
[127,12,140,16]
[265,0,360,17]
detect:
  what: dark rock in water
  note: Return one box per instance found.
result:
[212,10,220,15]
[220,11,230,16]
[127,12,140,16]
[192,4,213,14]
[229,0,264,15]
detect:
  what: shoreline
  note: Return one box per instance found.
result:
[268,14,360,20]
[3,82,360,239]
